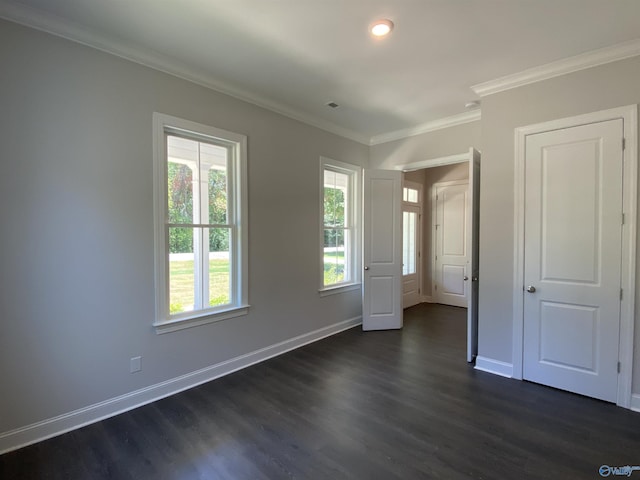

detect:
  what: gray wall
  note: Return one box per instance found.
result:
[479,55,640,393]
[0,20,368,434]
[370,121,481,170]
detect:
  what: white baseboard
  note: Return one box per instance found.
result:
[474,356,514,378]
[631,394,640,413]
[0,316,362,455]
[421,295,434,303]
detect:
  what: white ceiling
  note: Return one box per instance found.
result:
[2,0,640,144]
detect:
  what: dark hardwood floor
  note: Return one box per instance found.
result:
[2,303,640,479]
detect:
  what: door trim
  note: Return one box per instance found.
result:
[395,152,471,172]
[512,105,637,408]
[431,179,469,304]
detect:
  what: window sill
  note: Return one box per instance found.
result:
[319,283,361,297]
[153,305,250,334]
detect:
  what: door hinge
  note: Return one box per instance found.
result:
[622,138,626,150]
[620,288,623,301]
[622,213,625,225]
[618,361,621,374]
[435,285,438,291]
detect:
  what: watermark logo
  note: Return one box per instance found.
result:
[599,465,640,477]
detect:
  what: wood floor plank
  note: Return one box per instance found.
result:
[1,303,640,479]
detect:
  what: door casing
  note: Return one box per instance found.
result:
[512,105,637,408]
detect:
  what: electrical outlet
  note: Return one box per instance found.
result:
[130,356,142,373]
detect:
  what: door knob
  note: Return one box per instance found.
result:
[463,276,469,281]
[526,285,536,293]
[472,276,478,282]
[364,266,369,270]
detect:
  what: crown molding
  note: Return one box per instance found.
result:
[369,110,481,146]
[0,2,481,148]
[0,2,370,145]
[471,38,640,97]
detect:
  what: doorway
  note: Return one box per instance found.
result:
[395,148,480,363]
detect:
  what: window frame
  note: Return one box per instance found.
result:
[319,157,362,295]
[153,113,249,334]
[402,180,423,278]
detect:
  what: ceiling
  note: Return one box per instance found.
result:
[2,0,640,144]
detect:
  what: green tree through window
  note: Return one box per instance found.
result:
[168,162,193,253]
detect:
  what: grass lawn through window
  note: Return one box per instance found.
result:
[169,259,230,313]
[170,251,347,310]
[323,250,346,286]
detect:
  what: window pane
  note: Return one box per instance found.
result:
[208,228,231,307]
[208,167,227,224]
[324,170,348,228]
[167,161,194,225]
[169,227,195,314]
[403,187,408,202]
[324,228,345,285]
[403,211,417,275]
[407,188,418,203]
[203,143,228,224]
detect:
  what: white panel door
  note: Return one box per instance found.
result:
[467,149,480,362]
[434,182,469,307]
[523,119,623,402]
[402,205,421,308]
[363,170,403,331]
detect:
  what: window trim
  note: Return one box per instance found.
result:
[319,157,362,295]
[153,113,249,334]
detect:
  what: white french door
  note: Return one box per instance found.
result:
[467,149,480,362]
[523,119,624,402]
[363,170,403,331]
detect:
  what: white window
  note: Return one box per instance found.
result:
[403,211,418,275]
[320,157,361,293]
[403,186,419,203]
[153,113,248,333]
[402,183,421,276]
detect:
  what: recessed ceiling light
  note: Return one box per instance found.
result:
[326,101,340,109]
[370,19,394,37]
